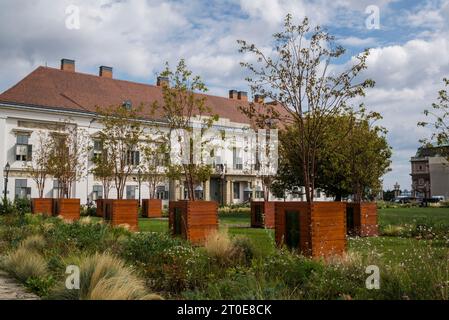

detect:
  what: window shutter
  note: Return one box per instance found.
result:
[27,144,33,161]
[136,151,140,165]
[126,150,131,165]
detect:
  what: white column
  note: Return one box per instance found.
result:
[204,179,210,201]
[0,116,6,199]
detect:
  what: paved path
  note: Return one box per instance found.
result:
[0,271,39,300]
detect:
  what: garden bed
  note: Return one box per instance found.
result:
[52,199,80,221]
[169,200,218,244]
[275,202,346,258]
[103,199,139,231]
[142,199,162,218]
[250,201,275,229]
[346,202,378,236]
[31,198,53,216]
[0,207,448,300]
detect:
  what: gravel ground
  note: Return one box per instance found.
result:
[0,271,39,300]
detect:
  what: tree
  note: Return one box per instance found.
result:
[153,59,218,201]
[345,115,391,202]
[270,146,303,200]
[47,124,89,198]
[419,78,449,150]
[238,15,374,203]
[275,112,391,202]
[96,104,144,200]
[27,131,51,198]
[383,190,395,202]
[90,141,114,199]
[316,114,355,200]
[141,139,168,199]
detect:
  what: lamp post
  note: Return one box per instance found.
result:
[3,162,10,207]
[195,185,204,200]
[244,184,253,202]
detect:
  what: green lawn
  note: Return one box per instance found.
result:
[348,236,448,265]
[133,213,276,255]
[379,207,449,226]
[91,206,449,257]
[138,218,168,233]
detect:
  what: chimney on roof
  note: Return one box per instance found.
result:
[229,90,238,99]
[61,59,75,72]
[157,76,169,87]
[254,94,265,104]
[99,66,113,78]
[238,91,248,101]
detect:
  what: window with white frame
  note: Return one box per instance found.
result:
[233,147,243,170]
[126,185,136,199]
[233,182,240,199]
[92,185,103,200]
[92,140,103,160]
[15,179,31,200]
[156,186,168,200]
[53,180,63,198]
[15,133,32,161]
[126,150,140,166]
[255,186,264,199]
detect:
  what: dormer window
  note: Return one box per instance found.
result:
[122,100,132,110]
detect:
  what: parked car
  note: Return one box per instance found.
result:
[394,196,417,204]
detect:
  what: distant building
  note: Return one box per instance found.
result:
[410,146,449,200]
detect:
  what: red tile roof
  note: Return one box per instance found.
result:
[0,66,287,125]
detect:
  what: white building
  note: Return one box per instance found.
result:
[0,59,330,207]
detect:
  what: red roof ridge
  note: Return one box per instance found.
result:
[0,64,290,126]
[13,65,251,104]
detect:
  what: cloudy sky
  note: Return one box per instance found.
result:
[1,0,449,191]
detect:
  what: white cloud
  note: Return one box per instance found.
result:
[358,35,449,189]
[338,36,377,47]
[405,0,449,30]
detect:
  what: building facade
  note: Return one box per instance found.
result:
[0,59,330,206]
[411,146,449,200]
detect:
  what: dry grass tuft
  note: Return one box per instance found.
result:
[2,246,48,282]
[327,251,363,267]
[79,217,93,225]
[50,252,162,300]
[20,234,46,252]
[204,229,233,261]
[382,225,404,237]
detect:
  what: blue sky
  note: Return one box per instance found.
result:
[1,0,449,191]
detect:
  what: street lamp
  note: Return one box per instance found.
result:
[244,185,253,202]
[195,185,204,200]
[3,162,10,205]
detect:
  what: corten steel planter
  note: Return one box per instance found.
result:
[275,202,346,258]
[346,202,378,237]
[251,201,275,229]
[31,198,53,216]
[169,200,218,245]
[103,199,139,231]
[141,199,163,218]
[52,199,80,221]
[95,199,105,217]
